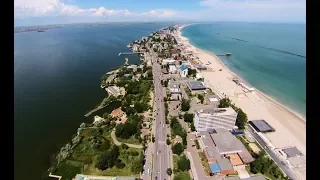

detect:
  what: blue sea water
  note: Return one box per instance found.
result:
[14,22,174,180]
[181,22,306,116]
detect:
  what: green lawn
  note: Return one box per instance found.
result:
[173,172,191,180]
[54,127,142,178]
[173,154,180,172]
[117,136,141,145]
[53,160,83,180]
[83,147,143,176]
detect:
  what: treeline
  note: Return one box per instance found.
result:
[170,117,187,147]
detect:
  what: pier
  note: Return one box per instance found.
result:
[84,105,108,117]
[118,52,144,56]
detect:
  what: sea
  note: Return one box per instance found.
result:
[14,22,175,180]
[181,22,306,117]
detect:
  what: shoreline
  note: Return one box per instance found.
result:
[176,24,306,154]
[180,24,306,122]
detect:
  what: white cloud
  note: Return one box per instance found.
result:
[14,0,177,19]
[198,0,305,22]
[200,0,305,10]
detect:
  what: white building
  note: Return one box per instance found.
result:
[169,65,177,74]
[106,86,122,97]
[180,64,188,78]
[194,107,238,131]
[162,59,176,65]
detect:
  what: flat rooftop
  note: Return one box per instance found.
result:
[249,120,275,133]
[197,107,237,117]
[226,154,243,166]
[207,95,221,102]
[210,131,244,154]
[217,158,233,171]
[282,146,303,158]
[187,81,206,90]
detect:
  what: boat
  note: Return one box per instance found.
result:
[118,53,122,56]
[226,53,231,56]
[37,30,45,32]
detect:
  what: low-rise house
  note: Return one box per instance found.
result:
[106,86,122,97]
[111,108,125,119]
[180,64,188,78]
[169,83,181,94]
[217,158,235,175]
[169,65,177,74]
[93,115,105,126]
[206,95,221,105]
[127,64,138,71]
[187,81,207,92]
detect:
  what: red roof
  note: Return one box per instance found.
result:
[177,57,183,60]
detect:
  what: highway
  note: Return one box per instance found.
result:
[150,50,169,180]
[247,125,299,180]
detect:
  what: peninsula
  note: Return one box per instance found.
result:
[47,24,305,180]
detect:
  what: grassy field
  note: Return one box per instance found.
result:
[173,171,191,180]
[83,147,143,176]
[173,154,180,172]
[117,136,141,145]
[54,127,142,178]
[54,160,83,180]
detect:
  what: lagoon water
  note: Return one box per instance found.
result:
[181,23,306,117]
[14,23,174,180]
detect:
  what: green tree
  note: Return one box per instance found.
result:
[197,94,204,104]
[167,139,171,145]
[166,168,173,176]
[236,108,248,130]
[181,99,190,111]
[218,97,232,108]
[172,143,184,155]
[183,113,194,123]
[115,159,126,169]
[121,143,129,150]
[174,172,191,180]
[178,154,191,171]
[190,122,196,132]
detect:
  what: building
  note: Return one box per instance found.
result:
[194,108,238,131]
[226,154,244,166]
[180,64,188,78]
[186,81,207,91]
[211,131,244,155]
[111,108,125,119]
[162,59,176,65]
[206,95,221,105]
[197,129,254,165]
[74,174,138,180]
[209,162,221,174]
[168,65,177,74]
[217,158,235,175]
[249,120,275,133]
[169,83,181,94]
[106,86,122,97]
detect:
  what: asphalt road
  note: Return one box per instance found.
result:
[247,125,299,180]
[150,51,169,180]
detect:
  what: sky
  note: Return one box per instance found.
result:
[14,0,306,26]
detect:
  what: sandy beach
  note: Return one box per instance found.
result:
[175,25,306,155]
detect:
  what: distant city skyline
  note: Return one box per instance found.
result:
[14,0,306,26]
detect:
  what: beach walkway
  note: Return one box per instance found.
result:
[111,129,143,149]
